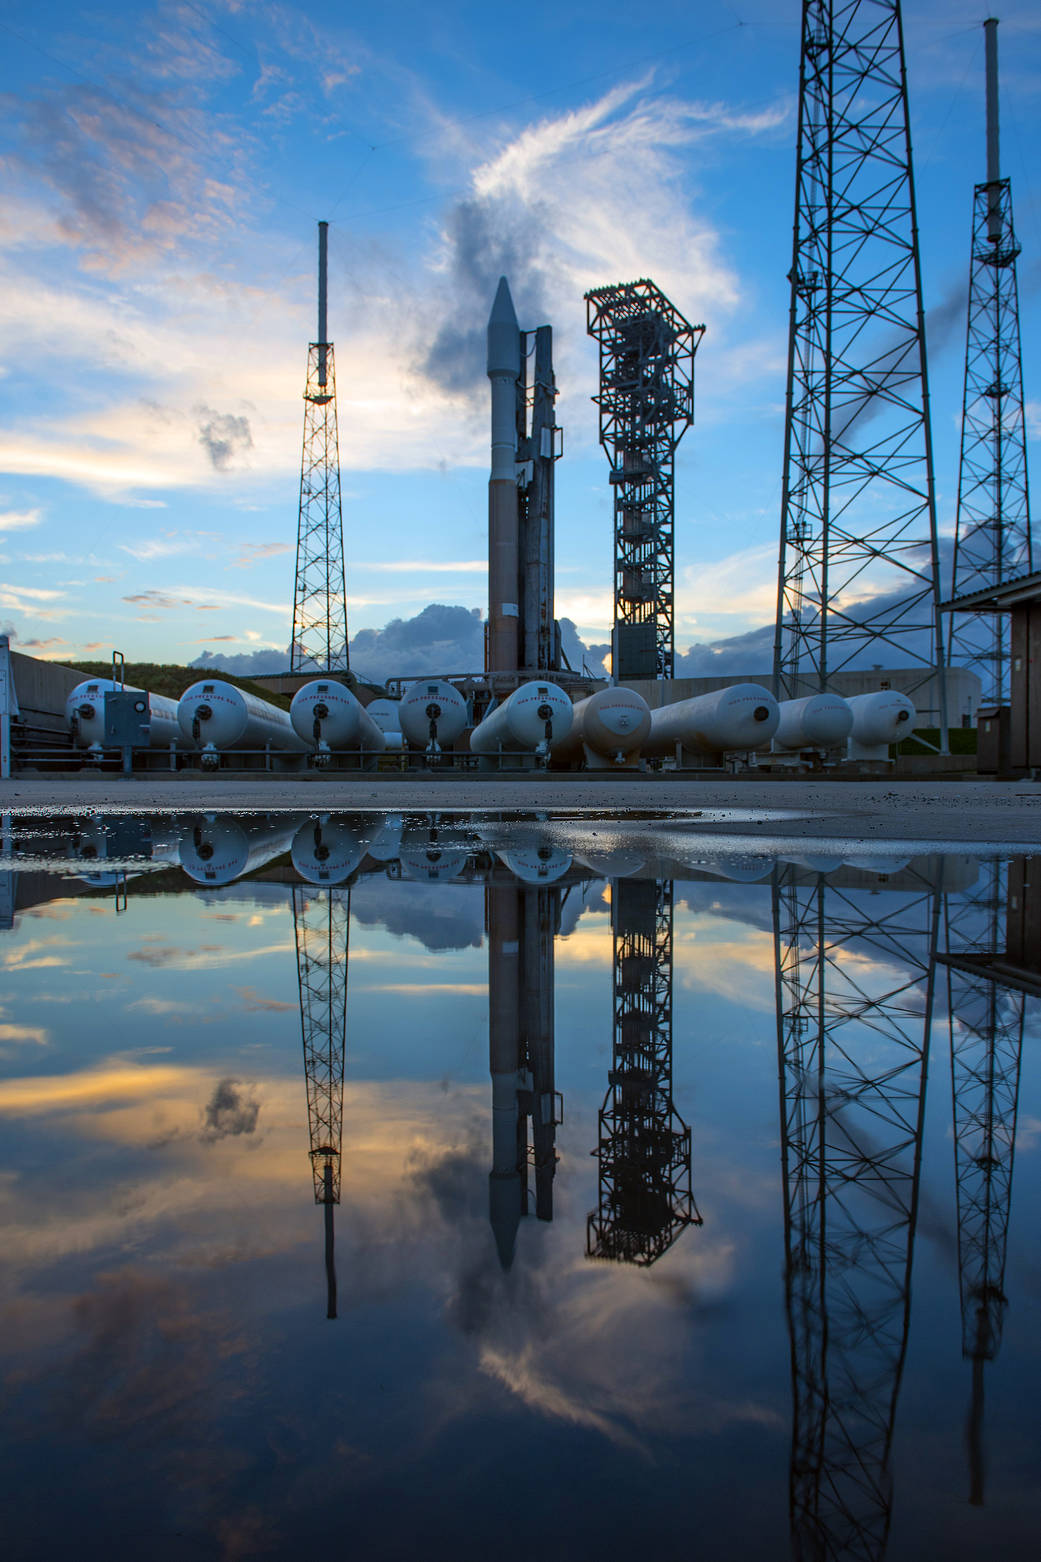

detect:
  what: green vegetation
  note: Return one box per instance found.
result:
[896,726,977,756]
[65,661,294,711]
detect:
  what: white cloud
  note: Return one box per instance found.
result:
[0,508,42,532]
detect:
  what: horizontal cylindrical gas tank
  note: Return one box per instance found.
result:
[398,679,468,753]
[65,679,182,750]
[846,691,915,756]
[551,687,651,767]
[773,693,853,752]
[178,680,306,761]
[289,680,385,753]
[470,681,573,757]
[291,815,367,884]
[645,684,779,757]
[366,699,405,752]
[498,845,572,884]
[178,816,295,886]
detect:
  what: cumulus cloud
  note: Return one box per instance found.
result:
[0,508,42,531]
[200,1077,260,1142]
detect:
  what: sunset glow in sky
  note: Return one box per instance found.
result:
[1,0,1039,675]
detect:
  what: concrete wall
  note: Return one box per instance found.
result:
[622,667,981,727]
[10,651,85,732]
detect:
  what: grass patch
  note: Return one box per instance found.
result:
[66,661,294,711]
[896,726,977,756]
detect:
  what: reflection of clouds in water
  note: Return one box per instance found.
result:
[351,879,485,952]
[405,1136,769,1456]
[200,1078,260,1142]
[233,985,295,1013]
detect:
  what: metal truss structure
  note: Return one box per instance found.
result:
[944,861,1024,1504]
[291,223,349,675]
[587,879,700,1265]
[774,864,940,1559]
[773,1,947,738]
[586,281,703,681]
[518,326,563,673]
[293,882,350,1318]
[948,24,1032,704]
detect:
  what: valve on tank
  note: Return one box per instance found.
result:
[311,701,331,767]
[536,694,554,763]
[425,701,443,763]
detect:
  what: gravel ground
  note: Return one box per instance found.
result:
[2,773,1039,847]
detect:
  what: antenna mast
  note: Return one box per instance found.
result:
[291,221,350,675]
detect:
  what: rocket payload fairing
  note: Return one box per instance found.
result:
[485,276,562,676]
[487,278,522,676]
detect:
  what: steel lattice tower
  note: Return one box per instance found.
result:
[948,21,1032,705]
[291,222,349,675]
[774,864,939,1559]
[943,860,1024,1505]
[587,878,700,1265]
[773,1,948,745]
[293,881,349,1318]
[586,282,704,681]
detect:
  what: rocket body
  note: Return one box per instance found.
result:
[487,276,521,674]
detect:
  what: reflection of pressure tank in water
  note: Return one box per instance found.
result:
[845,691,916,759]
[399,822,469,881]
[178,815,295,885]
[470,681,573,760]
[68,816,180,868]
[550,687,651,768]
[289,681,385,760]
[644,684,779,758]
[497,845,572,884]
[398,679,468,758]
[178,681,306,767]
[65,678,182,752]
[366,814,403,863]
[291,816,369,885]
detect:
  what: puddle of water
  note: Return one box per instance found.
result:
[1,811,1039,1561]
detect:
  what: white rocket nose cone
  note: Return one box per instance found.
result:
[487,275,520,377]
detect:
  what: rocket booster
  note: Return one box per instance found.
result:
[487,276,521,674]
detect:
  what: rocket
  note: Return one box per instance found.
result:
[487,276,521,675]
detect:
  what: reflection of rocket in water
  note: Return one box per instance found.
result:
[292,884,349,1318]
[587,878,699,1266]
[486,872,563,1270]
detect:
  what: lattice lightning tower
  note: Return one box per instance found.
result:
[291,221,349,674]
[586,282,703,681]
[773,1,948,745]
[948,20,1032,704]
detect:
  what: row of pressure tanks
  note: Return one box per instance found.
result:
[64,674,916,766]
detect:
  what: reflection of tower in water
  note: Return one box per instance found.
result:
[588,879,699,1266]
[293,884,349,1319]
[943,859,1030,1505]
[774,864,940,1560]
[486,870,564,1270]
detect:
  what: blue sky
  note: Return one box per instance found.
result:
[1,0,1039,675]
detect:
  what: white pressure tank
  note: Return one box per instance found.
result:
[550,686,651,768]
[398,679,468,756]
[644,684,779,758]
[773,693,853,753]
[366,699,405,752]
[846,690,915,759]
[178,679,306,766]
[178,815,295,885]
[65,678,182,751]
[498,845,572,884]
[291,815,367,884]
[366,814,404,862]
[470,681,573,759]
[289,679,385,758]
